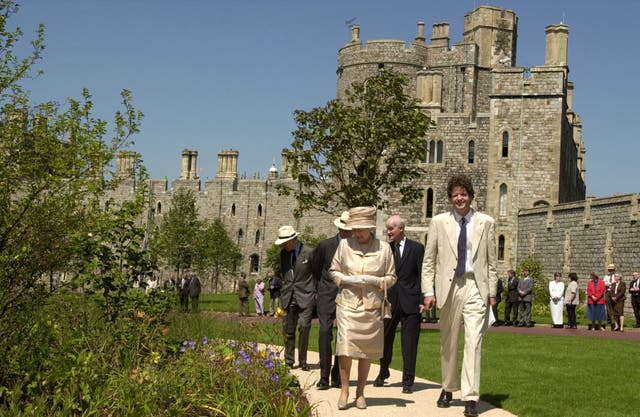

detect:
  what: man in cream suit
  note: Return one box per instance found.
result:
[421,174,497,417]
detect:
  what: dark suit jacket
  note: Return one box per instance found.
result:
[280,243,317,310]
[312,234,341,316]
[389,238,425,315]
[506,276,520,302]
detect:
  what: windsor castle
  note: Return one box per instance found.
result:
[109,5,639,292]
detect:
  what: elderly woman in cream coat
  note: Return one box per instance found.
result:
[329,206,396,410]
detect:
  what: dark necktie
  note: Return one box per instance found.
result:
[394,243,401,264]
[456,217,467,276]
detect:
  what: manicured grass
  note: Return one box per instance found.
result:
[181,294,638,417]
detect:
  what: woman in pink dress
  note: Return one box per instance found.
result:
[253,277,266,316]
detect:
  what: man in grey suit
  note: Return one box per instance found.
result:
[421,174,497,417]
[311,211,352,390]
[517,268,534,327]
[374,214,424,394]
[277,225,317,371]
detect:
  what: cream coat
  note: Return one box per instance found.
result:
[421,209,498,308]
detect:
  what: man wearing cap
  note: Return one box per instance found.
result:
[603,263,616,329]
[311,211,352,390]
[421,174,497,417]
[374,214,424,394]
[276,225,316,371]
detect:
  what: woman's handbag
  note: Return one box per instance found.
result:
[382,279,392,319]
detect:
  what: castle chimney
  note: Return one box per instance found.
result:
[116,151,136,178]
[351,25,360,42]
[545,24,569,66]
[216,150,239,179]
[415,21,426,42]
[430,22,450,48]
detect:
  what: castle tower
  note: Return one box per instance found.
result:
[430,22,450,48]
[545,24,569,66]
[216,150,238,179]
[180,149,198,180]
[462,5,518,68]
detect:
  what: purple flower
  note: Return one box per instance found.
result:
[229,340,236,347]
[180,346,186,353]
[202,336,208,345]
[270,374,280,382]
[265,359,274,369]
[285,390,291,397]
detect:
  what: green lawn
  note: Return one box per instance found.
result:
[175,293,639,417]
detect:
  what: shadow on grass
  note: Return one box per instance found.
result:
[481,392,510,409]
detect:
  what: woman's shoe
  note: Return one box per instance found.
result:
[356,396,367,409]
[337,393,349,410]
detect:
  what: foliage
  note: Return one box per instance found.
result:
[194,218,242,293]
[0,0,143,354]
[151,187,201,273]
[277,69,432,217]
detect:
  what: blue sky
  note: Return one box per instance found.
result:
[12,0,640,198]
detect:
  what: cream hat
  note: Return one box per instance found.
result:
[607,263,615,270]
[274,225,300,245]
[347,206,377,229]
[333,211,352,230]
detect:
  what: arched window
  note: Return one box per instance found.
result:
[250,254,260,273]
[436,140,443,163]
[502,132,509,157]
[425,188,434,218]
[156,201,162,215]
[104,200,110,212]
[255,230,260,245]
[468,140,475,164]
[257,204,263,217]
[428,140,435,163]
[499,183,507,217]
[498,235,505,260]
[231,204,236,216]
[237,228,243,246]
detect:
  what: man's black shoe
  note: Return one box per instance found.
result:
[300,363,310,371]
[331,379,342,389]
[373,377,385,387]
[436,390,452,408]
[464,400,478,417]
[402,385,412,394]
[316,378,329,390]
[504,321,512,326]
[526,323,534,328]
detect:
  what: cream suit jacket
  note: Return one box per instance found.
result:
[421,209,498,309]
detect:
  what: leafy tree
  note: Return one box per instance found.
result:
[277,69,432,217]
[194,218,242,293]
[0,0,144,380]
[151,187,201,273]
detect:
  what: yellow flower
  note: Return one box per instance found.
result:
[151,351,160,364]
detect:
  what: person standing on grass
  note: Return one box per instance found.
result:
[587,272,606,331]
[564,273,579,329]
[504,269,519,326]
[549,272,564,328]
[517,268,534,327]
[237,272,250,317]
[611,274,626,331]
[188,271,201,313]
[629,271,640,328]
[267,271,282,316]
[253,276,266,316]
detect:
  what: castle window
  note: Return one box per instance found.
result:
[378,63,385,69]
[257,204,263,217]
[436,140,443,163]
[468,140,475,164]
[502,132,509,157]
[428,140,435,163]
[425,187,434,218]
[104,200,110,212]
[156,201,162,215]
[499,183,507,217]
[255,230,260,245]
[250,254,260,273]
[231,204,236,216]
[498,235,505,260]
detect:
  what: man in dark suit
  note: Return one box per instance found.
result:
[311,211,352,390]
[277,225,316,371]
[179,272,191,312]
[504,269,519,326]
[188,271,202,313]
[374,215,425,394]
[517,268,534,327]
[629,271,640,328]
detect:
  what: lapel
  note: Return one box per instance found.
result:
[445,212,458,256]
[471,212,484,261]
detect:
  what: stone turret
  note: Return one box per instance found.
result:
[463,5,518,68]
[116,151,136,178]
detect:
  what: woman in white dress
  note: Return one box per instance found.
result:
[329,206,396,410]
[549,272,565,328]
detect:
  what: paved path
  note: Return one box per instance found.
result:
[290,350,515,417]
